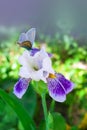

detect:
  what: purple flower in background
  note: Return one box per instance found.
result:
[17,28,36,50]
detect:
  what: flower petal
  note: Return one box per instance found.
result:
[18,33,26,43]
[47,77,66,102]
[43,57,54,75]
[18,48,54,82]
[56,73,74,94]
[18,50,30,66]
[47,73,74,102]
[30,48,52,57]
[19,66,31,78]
[13,78,31,98]
[26,28,36,44]
[30,48,40,56]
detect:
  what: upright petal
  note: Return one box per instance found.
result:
[43,57,54,75]
[13,78,31,98]
[47,73,74,102]
[18,33,26,43]
[26,28,36,44]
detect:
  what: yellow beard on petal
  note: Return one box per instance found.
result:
[48,73,56,79]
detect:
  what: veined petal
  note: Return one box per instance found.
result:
[47,73,74,102]
[47,77,66,102]
[13,78,31,98]
[56,73,74,94]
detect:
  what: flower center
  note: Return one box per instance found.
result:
[33,66,39,71]
[48,73,56,79]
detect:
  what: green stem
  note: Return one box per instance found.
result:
[50,100,55,112]
[41,93,49,130]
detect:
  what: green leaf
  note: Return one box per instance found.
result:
[0,88,36,130]
[71,126,79,130]
[38,120,46,130]
[52,112,66,130]
[39,112,66,130]
[21,85,37,117]
[47,112,53,130]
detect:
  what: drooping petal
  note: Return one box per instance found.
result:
[47,73,74,102]
[13,78,31,99]
[47,77,66,102]
[56,73,74,94]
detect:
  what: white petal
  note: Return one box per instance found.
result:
[19,66,31,78]
[31,69,46,82]
[18,50,29,65]
[49,92,66,102]
[34,47,48,60]
[18,50,33,68]
[43,57,54,74]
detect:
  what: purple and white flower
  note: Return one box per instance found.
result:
[13,28,74,102]
[13,47,74,101]
[13,47,55,98]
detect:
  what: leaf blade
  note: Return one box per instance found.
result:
[0,88,36,130]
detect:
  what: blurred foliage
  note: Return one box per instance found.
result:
[0,31,87,130]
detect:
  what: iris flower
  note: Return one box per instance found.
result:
[13,28,74,102]
[14,48,74,102]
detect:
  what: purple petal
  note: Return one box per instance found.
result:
[47,77,66,102]
[47,73,74,102]
[56,73,74,94]
[30,48,40,56]
[30,48,52,57]
[13,78,31,99]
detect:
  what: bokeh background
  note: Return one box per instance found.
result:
[0,0,87,130]
[0,0,87,40]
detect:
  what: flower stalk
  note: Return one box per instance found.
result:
[41,93,49,130]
